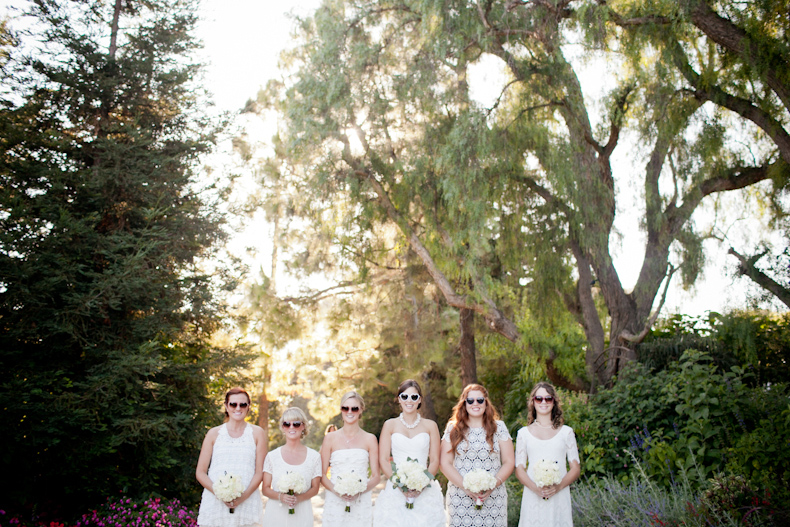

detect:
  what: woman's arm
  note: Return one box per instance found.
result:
[320,433,336,495]
[495,438,515,484]
[298,476,322,502]
[439,439,470,495]
[195,428,218,493]
[260,470,279,501]
[365,433,381,493]
[476,437,515,502]
[427,421,441,477]
[378,420,393,480]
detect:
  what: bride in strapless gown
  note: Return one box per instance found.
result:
[323,448,374,526]
[321,391,380,527]
[373,380,446,527]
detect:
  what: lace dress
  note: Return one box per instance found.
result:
[515,426,579,527]
[443,421,511,527]
[197,424,263,527]
[372,433,446,527]
[322,448,372,527]
[262,446,322,527]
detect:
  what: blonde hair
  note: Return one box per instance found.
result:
[340,390,365,411]
[280,407,309,436]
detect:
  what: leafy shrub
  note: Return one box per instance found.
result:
[571,458,721,527]
[699,474,780,526]
[564,349,790,510]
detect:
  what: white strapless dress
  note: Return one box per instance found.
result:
[372,433,446,527]
[322,448,372,527]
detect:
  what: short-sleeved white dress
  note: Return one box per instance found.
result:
[262,446,322,527]
[515,425,580,527]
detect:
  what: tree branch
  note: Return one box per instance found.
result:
[663,38,790,164]
[360,169,521,341]
[728,247,790,309]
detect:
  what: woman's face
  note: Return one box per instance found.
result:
[226,393,250,421]
[341,397,362,425]
[533,387,554,417]
[398,386,421,414]
[281,415,304,441]
[465,389,487,419]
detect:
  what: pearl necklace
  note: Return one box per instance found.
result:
[399,412,421,429]
[533,420,553,429]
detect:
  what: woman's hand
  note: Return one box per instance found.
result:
[537,484,560,499]
[338,492,360,501]
[279,492,298,508]
[475,488,494,503]
[401,488,423,499]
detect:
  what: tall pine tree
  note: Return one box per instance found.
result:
[0,0,246,517]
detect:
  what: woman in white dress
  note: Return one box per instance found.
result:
[373,379,446,527]
[515,382,580,527]
[260,407,322,526]
[196,387,266,527]
[440,383,515,527]
[320,391,380,527]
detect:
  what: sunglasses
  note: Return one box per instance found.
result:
[466,397,486,405]
[399,393,421,402]
[341,406,361,413]
[533,396,554,403]
[227,402,249,408]
[282,421,302,428]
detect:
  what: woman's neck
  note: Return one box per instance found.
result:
[226,419,246,432]
[468,416,484,428]
[283,437,304,449]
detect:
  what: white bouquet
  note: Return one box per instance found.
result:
[333,470,368,512]
[390,457,434,509]
[213,472,244,513]
[277,471,308,514]
[462,468,497,510]
[532,459,562,500]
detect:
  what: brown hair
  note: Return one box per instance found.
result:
[448,384,500,454]
[396,379,422,409]
[526,382,564,429]
[224,387,251,421]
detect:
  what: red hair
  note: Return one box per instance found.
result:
[448,384,500,454]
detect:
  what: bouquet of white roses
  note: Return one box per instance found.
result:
[213,472,244,513]
[532,459,562,500]
[333,470,367,512]
[390,457,434,509]
[277,471,308,515]
[462,469,497,510]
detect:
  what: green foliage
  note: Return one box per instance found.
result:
[699,474,785,526]
[638,312,790,384]
[0,0,249,519]
[561,350,790,516]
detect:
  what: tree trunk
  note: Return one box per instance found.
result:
[258,388,269,441]
[420,370,438,421]
[458,307,477,387]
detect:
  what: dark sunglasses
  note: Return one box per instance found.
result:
[228,402,249,408]
[282,421,302,428]
[533,396,554,403]
[466,397,486,405]
[341,406,361,413]
[399,393,421,402]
